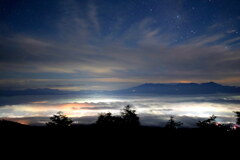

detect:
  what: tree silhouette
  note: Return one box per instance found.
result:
[96,112,122,127]
[165,116,183,129]
[46,111,73,127]
[196,115,219,129]
[96,112,113,126]
[234,111,240,125]
[120,105,140,128]
[96,105,140,128]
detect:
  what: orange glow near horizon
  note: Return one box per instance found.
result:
[9,102,96,117]
[31,101,49,104]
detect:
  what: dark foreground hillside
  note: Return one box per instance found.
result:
[1,109,240,157]
[1,125,239,158]
[1,125,240,143]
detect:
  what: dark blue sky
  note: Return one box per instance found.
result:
[0,0,240,90]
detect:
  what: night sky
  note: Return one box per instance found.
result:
[1,0,240,91]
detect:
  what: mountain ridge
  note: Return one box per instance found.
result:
[0,82,240,96]
[115,82,239,95]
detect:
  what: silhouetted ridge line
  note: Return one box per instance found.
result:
[1,82,240,96]
[0,119,29,128]
[114,82,240,95]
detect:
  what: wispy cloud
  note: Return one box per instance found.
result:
[88,3,100,31]
[1,1,240,90]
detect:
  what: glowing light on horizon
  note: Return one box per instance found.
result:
[1,101,238,117]
[0,95,239,125]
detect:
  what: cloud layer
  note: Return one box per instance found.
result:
[0,94,239,127]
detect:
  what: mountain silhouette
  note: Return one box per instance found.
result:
[0,120,28,128]
[1,82,240,96]
[113,82,240,95]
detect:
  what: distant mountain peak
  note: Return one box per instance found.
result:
[140,82,222,86]
[201,82,221,85]
[115,82,240,95]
